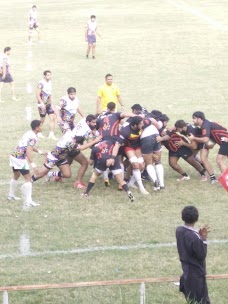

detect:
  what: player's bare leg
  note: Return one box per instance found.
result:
[48,113,57,140]
[216,154,227,173]
[9,81,19,100]
[86,44,92,58]
[92,43,96,59]
[114,172,134,202]
[82,169,101,196]
[0,82,4,102]
[73,152,88,188]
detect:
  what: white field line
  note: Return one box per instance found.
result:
[0,239,228,260]
[167,0,228,31]
[25,106,32,120]
[19,234,30,256]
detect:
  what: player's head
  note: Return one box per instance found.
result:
[181,206,199,224]
[130,116,143,130]
[32,5,37,10]
[67,87,76,99]
[151,110,162,120]
[175,120,187,133]
[105,74,113,85]
[107,102,116,111]
[86,114,97,130]
[4,47,11,54]
[31,120,42,132]
[90,15,96,21]
[158,114,169,128]
[131,104,142,114]
[192,111,205,127]
[43,70,52,80]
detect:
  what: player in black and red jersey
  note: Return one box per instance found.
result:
[82,139,134,202]
[118,116,158,194]
[189,111,228,182]
[157,120,207,181]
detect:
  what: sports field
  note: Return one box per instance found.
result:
[0,0,228,303]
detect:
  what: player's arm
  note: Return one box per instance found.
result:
[156,134,170,143]
[150,117,160,130]
[36,86,46,111]
[188,133,210,143]
[78,135,102,151]
[96,96,102,114]
[117,95,124,111]
[95,27,101,37]
[175,139,197,149]
[77,106,84,118]
[32,147,46,155]
[55,103,63,124]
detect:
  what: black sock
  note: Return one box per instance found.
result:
[122,184,129,192]
[31,175,38,182]
[182,173,188,177]
[210,174,216,181]
[85,182,95,194]
[200,169,206,176]
[57,171,62,177]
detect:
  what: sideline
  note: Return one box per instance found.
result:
[0,239,228,260]
[167,0,228,31]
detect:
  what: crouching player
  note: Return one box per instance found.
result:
[82,140,135,202]
[32,130,101,182]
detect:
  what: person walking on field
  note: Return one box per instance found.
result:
[96,74,124,114]
[0,47,20,103]
[28,5,40,43]
[176,205,210,304]
[85,15,101,59]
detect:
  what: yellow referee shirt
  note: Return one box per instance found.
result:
[97,83,120,111]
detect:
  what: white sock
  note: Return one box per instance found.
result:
[120,163,124,179]
[103,169,109,180]
[22,182,33,203]
[155,163,164,187]
[48,171,60,177]
[133,169,145,191]
[146,165,157,183]
[127,175,136,187]
[9,178,17,197]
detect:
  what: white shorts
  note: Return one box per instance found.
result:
[10,155,29,170]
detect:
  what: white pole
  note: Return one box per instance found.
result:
[3,291,9,304]
[140,282,145,304]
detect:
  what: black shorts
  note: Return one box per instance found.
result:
[96,158,121,172]
[38,103,55,117]
[141,135,161,154]
[0,73,13,83]
[12,168,30,175]
[169,146,193,160]
[218,142,228,156]
[68,149,80,158]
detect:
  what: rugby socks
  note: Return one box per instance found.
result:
[21,182,33,203]
[103,169,109,180]
[9,178,17,197]
[146,164,157,183]
[121,183,129,192]
[155,163,164,187]
[47,171,62,177]
[31,175,37,182]
[182,173,188,177]
[127,175,136,187]
[200,169,207,176]
[133,169,146,191]
[85,182,95,194]
[210,174,216,181]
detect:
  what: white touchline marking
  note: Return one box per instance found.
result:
[19,234,30,256]
[26,83,33,94]
[167,0,228,31]
[26,63,33,71]
[0,239,227,259]
[25,106,32,121]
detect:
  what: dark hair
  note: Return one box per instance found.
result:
[159,114,169,122]
[31,120,41,130]
[130,116,143,127]
[86,114,96,122]
[32,5,37,8]
[67,87,76,94]
[4,47,11,53]
[151,110,162,119]
[192,111,205,120]
[131,104,142,112]
[107,102,116,111]
[175,120,187,129]
[181,206,199,224]
[43,70,51,76]
[105,74,112,79]
[91,15,96,19]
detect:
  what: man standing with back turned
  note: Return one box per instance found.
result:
[176,206,210,304]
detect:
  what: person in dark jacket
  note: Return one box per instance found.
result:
[176,206,210,304]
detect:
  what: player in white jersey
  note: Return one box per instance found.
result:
[31,130,101,183]
[8,120,45,207]
[69,115,98,188]
[0,47,20,103]
[140,119,164,191]
[55,87,84,133]
[85,15,101,59]
[36,70,57,140]
[28,5,40,42]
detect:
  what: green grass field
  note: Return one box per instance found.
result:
[0,0,228,303]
